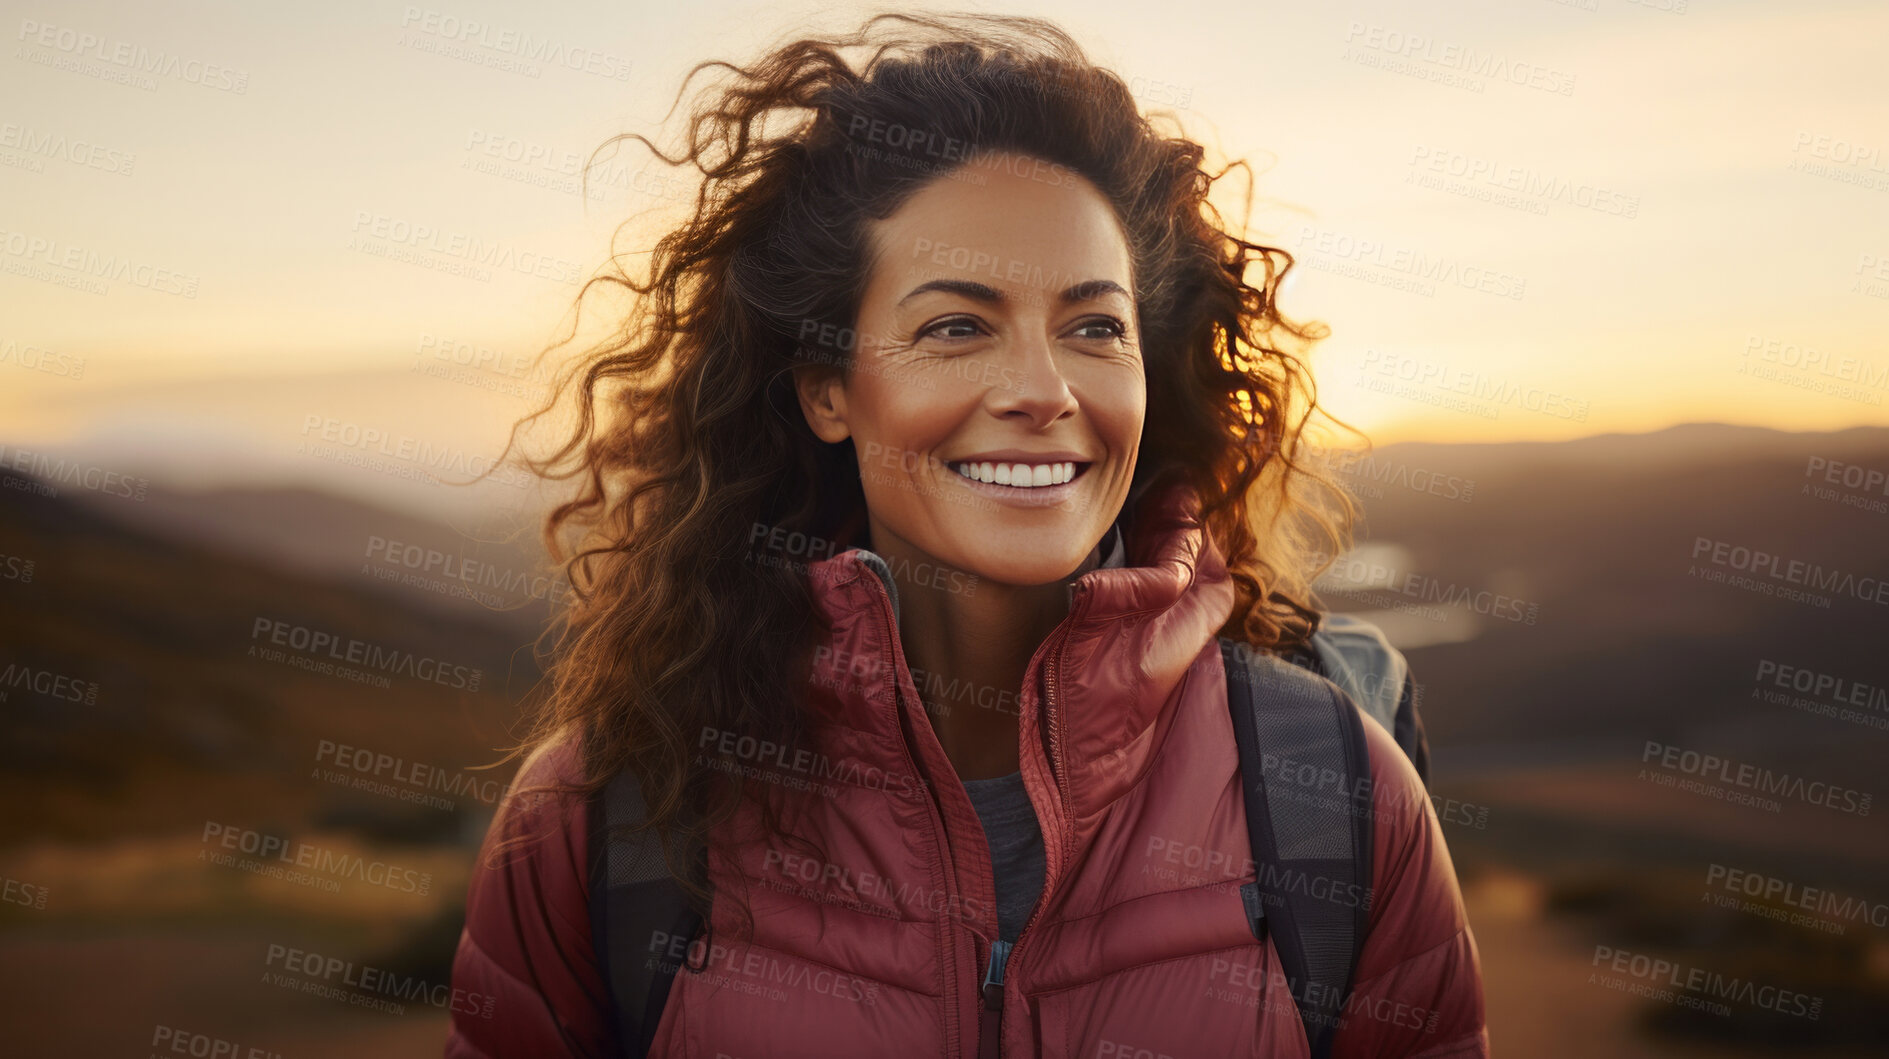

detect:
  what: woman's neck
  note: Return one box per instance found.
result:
[865,524,1106,781]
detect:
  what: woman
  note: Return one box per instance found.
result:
[447,11,1487,1058]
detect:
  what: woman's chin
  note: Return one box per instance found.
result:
[943,542,1098,590]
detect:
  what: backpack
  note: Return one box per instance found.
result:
[588,612,1431,1058]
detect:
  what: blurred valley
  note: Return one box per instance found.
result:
[2,421,1886,1056]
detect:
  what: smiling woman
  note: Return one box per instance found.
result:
[447,10,1485,1059]
[793,151,1148,780]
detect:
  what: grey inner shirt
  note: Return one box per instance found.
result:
[960,771,1046,944]
[955,520,1129,944]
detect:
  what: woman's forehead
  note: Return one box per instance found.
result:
[861,161,1134,306]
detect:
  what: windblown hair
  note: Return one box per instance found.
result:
[486,10,1359,926]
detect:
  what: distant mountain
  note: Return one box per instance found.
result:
[1335,422,1889,805]
[62,481,564,633]
[4,420,1885,862]
[0,468,546,844]
[1362,421,1889,479]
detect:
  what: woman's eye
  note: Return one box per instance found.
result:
[1071,317,1127,341]
[920,317,984,341]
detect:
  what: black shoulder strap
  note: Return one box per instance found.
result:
[1219,636,1375,1059]
[1391,669,1431,787]
[589,768,703,1058]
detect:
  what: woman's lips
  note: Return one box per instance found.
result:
[944,461,1093,509]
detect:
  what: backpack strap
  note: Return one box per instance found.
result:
[1389,668,1430,786]
[588,768,703,1059]
[1219,636,1375,1059]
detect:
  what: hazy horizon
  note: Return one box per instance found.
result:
[4,0,1888,450]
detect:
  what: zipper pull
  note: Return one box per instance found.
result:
[981,938,1012,1007]
[979,939,1012,1059]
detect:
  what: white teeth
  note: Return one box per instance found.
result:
[950,461,1082,488]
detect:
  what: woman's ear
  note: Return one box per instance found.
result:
[792,365,852,444]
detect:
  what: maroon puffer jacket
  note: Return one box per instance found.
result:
[446,481,1489,1057]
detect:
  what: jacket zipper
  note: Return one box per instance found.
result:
[861,558,1091,1059]
[982,579,1087,1059]
[860,567,971,1059]
[978,939,1012,1059]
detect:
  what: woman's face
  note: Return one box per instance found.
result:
[797,150,1145,587]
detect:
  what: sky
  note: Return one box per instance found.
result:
[2,0,1886,493]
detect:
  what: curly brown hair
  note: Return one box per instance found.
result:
[482,10,1359,930]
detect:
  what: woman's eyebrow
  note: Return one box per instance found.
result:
[896,277,1130,306]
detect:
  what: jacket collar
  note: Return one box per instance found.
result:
[854,515,1128,627]
[805,478,1235,822]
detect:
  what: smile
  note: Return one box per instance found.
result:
[946,460,1090,488]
